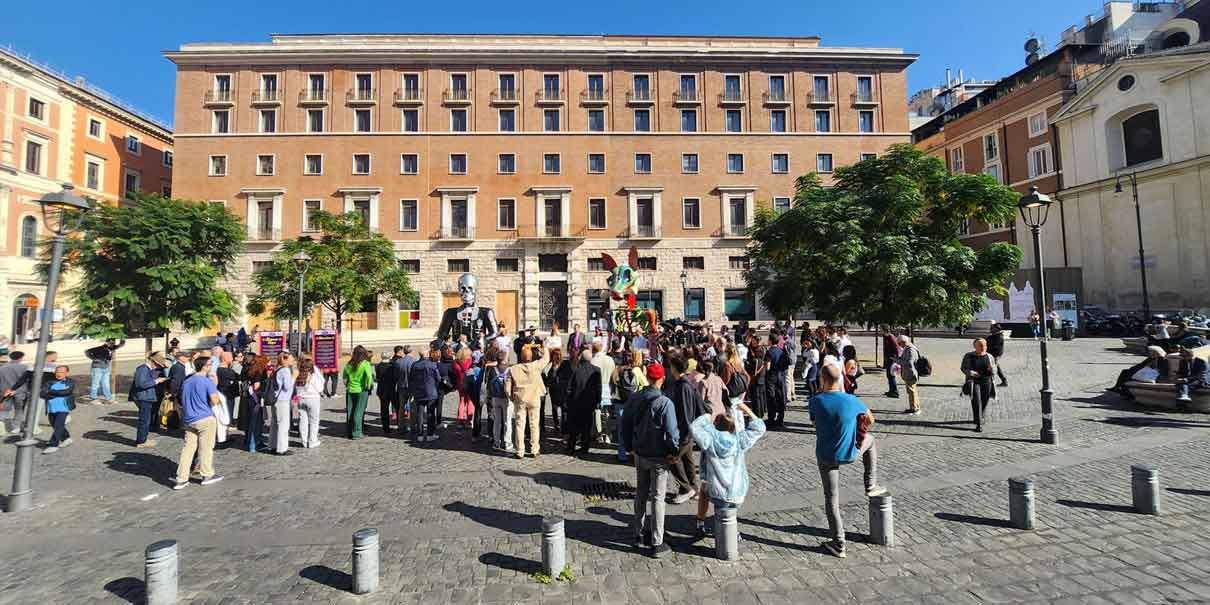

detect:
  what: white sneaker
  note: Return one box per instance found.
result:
[671,490,696,505]
[41,446,59,454]
[60,438,73,448]
[866,485,888,497]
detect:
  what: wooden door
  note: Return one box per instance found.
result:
[495,290,518,334]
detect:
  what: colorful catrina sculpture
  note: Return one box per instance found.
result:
[602,246,659,335]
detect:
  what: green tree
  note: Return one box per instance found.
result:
[246,211,416,337]
[745,144,1023,329]
[50,192,246,353]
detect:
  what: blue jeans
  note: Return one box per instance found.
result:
[135,399,156,444]
[245,405,265,451]
[1031,325,1041,338]
[613,405,627,459]
[90,367,112,400]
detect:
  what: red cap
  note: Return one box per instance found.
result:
[645,363,665,381]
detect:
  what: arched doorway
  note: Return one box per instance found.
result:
[12,293,39,344]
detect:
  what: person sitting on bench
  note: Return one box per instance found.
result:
[1110,346,1169,400]
[1176,346,1210,405]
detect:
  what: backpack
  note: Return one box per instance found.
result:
[914,353,933,378]
[726,371,748,400]
[490,367,510,399]
[259,370,279,408]
[616,369,639,403]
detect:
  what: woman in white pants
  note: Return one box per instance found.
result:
[270,352,296,456]
[295,357,324,449]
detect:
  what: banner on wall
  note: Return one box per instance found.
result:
[311,330,340,373]
[258,331,285,357]
[1008,281,1036,321]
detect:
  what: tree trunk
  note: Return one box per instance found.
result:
[145,335,153,356]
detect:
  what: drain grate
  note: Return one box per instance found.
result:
[581,480,635,502]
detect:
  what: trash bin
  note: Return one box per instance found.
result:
[1061,320,1075,341]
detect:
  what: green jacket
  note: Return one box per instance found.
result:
[343,361,375,394]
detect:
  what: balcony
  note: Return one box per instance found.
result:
[626,224,662,240]
[514,223,587,241]
[580,89,609,106]
[250,90,281,106]
[298,89,329,105]
[536,88,564,105]
[442,88,472,105]
[203,90,234,107]
[250,226,281,242]
[716,88,745,104]
[673,90,701,105]
[490,88,519,105]
[393,88,424,105]
[807,91,834,106]
[762,91,791,106]
[346,88,377,105]
[852,90,880,106]
[626,89,654,105]
[436,224,475,241]
[718,224,750,239]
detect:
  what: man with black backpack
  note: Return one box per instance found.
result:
[895,335,927,414]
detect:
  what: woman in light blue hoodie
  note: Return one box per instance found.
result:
[689,401,766,540]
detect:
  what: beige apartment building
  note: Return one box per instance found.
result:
[167,33,914,334]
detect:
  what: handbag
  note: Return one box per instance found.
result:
[961,380,972,396]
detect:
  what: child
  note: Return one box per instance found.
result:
[41,365,76,454]
[688,401,766,541]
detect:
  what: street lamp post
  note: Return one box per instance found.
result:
[1114,172,1151,320]
[8,184,93,512]
[292,250,311,356]
[679,269,689,321]
[1018,186,1057,445]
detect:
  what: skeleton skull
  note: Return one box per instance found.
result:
[458,273,478,306]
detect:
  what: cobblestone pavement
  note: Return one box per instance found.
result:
[3,337,1210,604]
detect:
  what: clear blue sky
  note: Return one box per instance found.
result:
[6,0,1101,128]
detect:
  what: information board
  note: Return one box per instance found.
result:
[258,331,285,357]
[312,330,340,373]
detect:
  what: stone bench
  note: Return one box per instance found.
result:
[1123,345,1210,412]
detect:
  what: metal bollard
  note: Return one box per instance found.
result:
[352,528,380,594]
[868,493,894,547]
[714,505,739,561]
[1008,477,1036,530]
[144,539,178,605]
[1131,464,1161,515]
[541,516,566,575]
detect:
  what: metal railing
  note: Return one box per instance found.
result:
[628,224,661,239]
[251,90,280,103]
[491,88,518,102]
[394,88,423,103]
[299,89,328,103]
[347,88,377,102]
[723,224,749,238]
[443,88,472,102]
[720,90,746,103]
[626,89,652,103]
[537,88,563,102]
[763,90,788,104]
[204,90,233,104]
[674,89,699,103]
[852,90,879,104]
[443,224,474,239]
[581,89,608,102]
[252,226,281,241]
[807,91,833,104]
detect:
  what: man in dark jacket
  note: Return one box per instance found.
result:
[563,346,600,454]
[987,322,1008,386]
[393,346,416,433]
[408,348,443,441]
[85,338,124,404]
[376,351,399,435]
[664,354,706,503]
[621,362,679,558]
[765,330,790,427]
[0,351,30,435]
[129,352,169,447]
[1176,347,1210,404]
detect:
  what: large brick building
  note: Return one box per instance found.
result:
[167,33,914,334]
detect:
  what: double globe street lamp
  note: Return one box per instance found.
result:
[8,184,93,513]
[292,250,311,356]
[1018,186,1057,445]
[1114,172,1151,320]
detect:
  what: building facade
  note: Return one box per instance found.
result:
[167,34,914,334]
[0,47,174,343]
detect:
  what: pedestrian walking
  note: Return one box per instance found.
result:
[620,362,679,558]
[173,357,224,490]
[960,338,998,432]
[896,335,922,414]
[987,322,1008,386]
[84,338,124,404]
[342,345,375,440]
[295,357,325,448]
[881,326,900,397]
[39,365,76,454]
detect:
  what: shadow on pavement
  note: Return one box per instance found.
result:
[871,429,1037,444]
[479,552,541,574]
[934,512,1014,528]
[102,577,144,604]
[1056,498,1135,514]
[83,429,135,446]
[1168,487,1210,497]
[738,516,853,553]
[442,500,638,555]
[1082,416,1210,430]
[299,564,351,592]
[105,451,177,487]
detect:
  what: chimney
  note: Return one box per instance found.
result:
[959,69,965,83]
[945,68,952,86]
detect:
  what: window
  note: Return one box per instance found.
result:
[729,256,749,270]
[87,118,103,140]
[681,109,697,132]
[816,153,833,173]
[20,216,37,258]
[498,109,515,132]
[305,154,323,175]
[498,153,515,174]
[861,153,877,162]
[1123,109,1163,167]
[1028,144,1052,178]
[685,288,705,321]
[126,134,141,154]
[401,153,419,175]
[496,258,519,272]
[355,73,373,95]
[679,74,697,100]
[399,259,421,273]
[497,199,516,230]
[399,199,418,231]
[449,153,467,174]
[727,153,744,173]
[983,163,1001,183]
[544,109,560,132]
[1117,75,1136,92]
[259,109,276,133]
[353,153,371,175]
[448,259,470,273]
[307,109,325,133]
[588,258,608,271]
[256,154,275,176]
[28,98,45,120]
[451,109,467,132]
[354,109,372,133]
[161,183,172,197]
[726,109,742,132]
[163,150,173,167]
[498,73,516,98]
[208,155,227,176]
[1028,111,1048,137]
[450,74,468,96]
[771,110,787,133]
[859,111,875,133]
[983,133,998,161]
[589,198,607,229]
[774,197,791,214]
[724,74,742,100]
[588,153,606,174]
[124,169,141,197]
[856,76,874,102]
[260,73,278,95]
[813,76,830,100]
[772,153,789,174]
[724,289,756,321]
[951,148,964,172]
[682,153,699,174]
[214,74,232,94]
[401,73,420,96]
[543,153,561,174]
[402,109,419,132]
[303,200,321,232]
[683,256,705,270]
[23,140,43,175]
[587,74,605,99]
[308,74,325,97]
[588,109,605,132]
[632,74,651,99]
[682,198,701,228]
[637,257,658,270]
[212,110,229,133]
[634,109,650,132]
[85,158,102,190]
[544,74,560,98]
[634,153,652,174]
[815,110,831,133]
[767,75,786,101]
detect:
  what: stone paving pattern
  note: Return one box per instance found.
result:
[3,337,1210,603]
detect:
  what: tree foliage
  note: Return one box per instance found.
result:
[246,211,416,333]
[49,192,245,348]
[745,144,1023,328]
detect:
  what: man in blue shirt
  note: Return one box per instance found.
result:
[809,363,886,558]
[173,357,224,490]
